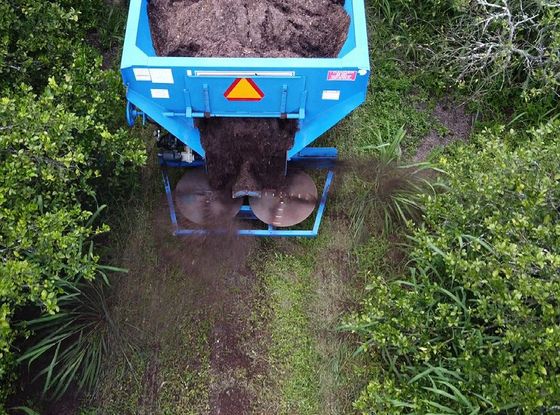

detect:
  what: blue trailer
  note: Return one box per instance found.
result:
[121,0,370,237]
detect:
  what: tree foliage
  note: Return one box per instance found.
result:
[0,0,145,407]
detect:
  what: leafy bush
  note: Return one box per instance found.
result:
[0,0,145,407]
[0,1,105,88]
[346,121,560,413]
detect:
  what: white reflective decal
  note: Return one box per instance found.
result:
[133,68,151,81]
[151,89,170,99]
[149,68,174,84]
[322,90,341,101]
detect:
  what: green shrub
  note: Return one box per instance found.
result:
[0,1,103,89]
[346,121,560,413]
[0,0,145,407]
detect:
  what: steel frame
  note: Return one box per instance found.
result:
[161,147,337,237]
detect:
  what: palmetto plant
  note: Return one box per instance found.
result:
[15,205,131,401]
[348,126,442,236]
[17,276,121,400]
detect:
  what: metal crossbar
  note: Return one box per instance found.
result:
[160,147,337,237]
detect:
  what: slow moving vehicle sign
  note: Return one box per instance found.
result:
[224,78,265,102]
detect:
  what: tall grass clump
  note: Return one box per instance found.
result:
[348,126,441,236]
[17,276,122,400]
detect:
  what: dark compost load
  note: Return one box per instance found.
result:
[198,118,297,191]
[149,0,350,191]
[148,0,350,59]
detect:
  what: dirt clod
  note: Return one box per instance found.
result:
[149,0,350,58]
[212,320,251,372]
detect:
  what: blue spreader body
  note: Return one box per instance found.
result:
[121,0,370,237]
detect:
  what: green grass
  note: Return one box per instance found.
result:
[331,57,435,160]
[258,250,321,414]
[79,144,215,414]
[249,223,374,415]
[86,237,214,414]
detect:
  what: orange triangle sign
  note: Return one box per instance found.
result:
[224,78,265,102]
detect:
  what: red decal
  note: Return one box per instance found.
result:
[327,71,358,81]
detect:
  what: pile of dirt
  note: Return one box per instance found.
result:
[148,0,350,58]
[198,118,297,190]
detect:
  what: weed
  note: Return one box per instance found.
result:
[345,127,443,237]
[329,59,434,159]
[96,6,127,51]
[17,277,125,401]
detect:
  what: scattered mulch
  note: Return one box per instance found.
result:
[209,316,254,415]
[214,386,251,415]
[198,118,297,190]
[138,349,161,415]
[148,0,350,58]
[414,99,473,161]
[211,319,252,373]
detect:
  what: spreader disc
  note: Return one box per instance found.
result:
[249,171,318,228]
[175,169,243,225]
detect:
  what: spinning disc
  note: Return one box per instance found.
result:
[249,171,318,227]
[175,169,243,225]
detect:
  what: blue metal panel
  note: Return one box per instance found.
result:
[339,0,357,57]
[185,74,306,117]
[121,0,371,158]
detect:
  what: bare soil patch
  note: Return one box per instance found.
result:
[214,386,251,415]
[86,31,118,69]
[211,320,252,373]
[148,0,349,58]
[415,99,473,161]
[38,393,81,415]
